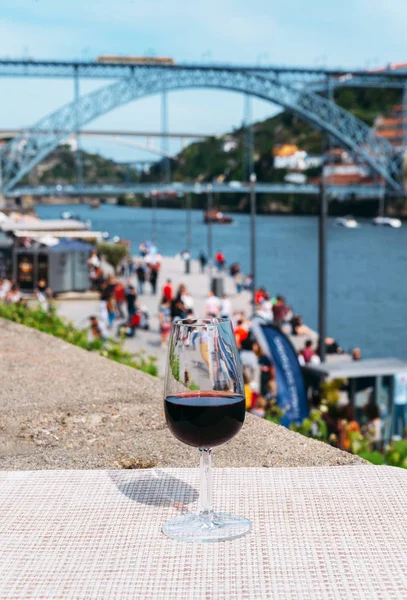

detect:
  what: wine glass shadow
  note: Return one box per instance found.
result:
[108,470,198,508]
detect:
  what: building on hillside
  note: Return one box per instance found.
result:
[310,147,380,187]
[273,144,323,171]
[375,105,406,148]
[222,137,238,153]
[312,99,407,188]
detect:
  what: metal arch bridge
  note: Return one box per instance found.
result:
[0,64,404,194]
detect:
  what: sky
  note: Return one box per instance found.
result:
[1,0,407,162]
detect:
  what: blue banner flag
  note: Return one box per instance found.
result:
[251,320,308,427]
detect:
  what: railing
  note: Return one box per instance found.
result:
[5,182,387,199]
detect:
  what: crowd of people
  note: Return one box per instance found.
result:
[87,244,165,341]
[0,277,53,310]
[190,260,381,452]
[87,244,350,414]
[1,240,383,450]
[309,389,384,453]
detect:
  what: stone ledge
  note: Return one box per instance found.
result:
[0,318,365,470]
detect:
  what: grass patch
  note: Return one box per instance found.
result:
[0,302,158,377]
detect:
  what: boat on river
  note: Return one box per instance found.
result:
[61,211,81,221]
[204,210,233,224]
[372,216,402,228]
[336,216,359,229]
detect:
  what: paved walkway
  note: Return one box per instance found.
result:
[55,256,253,376]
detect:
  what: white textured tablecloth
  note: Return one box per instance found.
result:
[0,466,406,599]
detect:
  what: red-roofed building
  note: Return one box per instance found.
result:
[375,105,406,148]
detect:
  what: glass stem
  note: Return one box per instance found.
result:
[199,448,213,516]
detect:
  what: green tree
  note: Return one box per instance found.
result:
[96,242,128,268]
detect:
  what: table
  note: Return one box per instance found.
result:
[0,466,406,599]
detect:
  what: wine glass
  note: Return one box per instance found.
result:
[163,317,252,543]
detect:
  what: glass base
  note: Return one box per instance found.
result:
[162,512,252,543]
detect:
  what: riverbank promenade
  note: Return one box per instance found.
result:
[56,255,254,375]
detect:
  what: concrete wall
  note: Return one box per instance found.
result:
[0,318,365,470]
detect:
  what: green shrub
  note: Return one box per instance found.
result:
[290,408,328,441]
[385,440,407,469]
[0,302,157,377]
[320,378,345,406]
[96,241,129,268]
[132,351,158,377]
[265,398,285,425]
[359,451,385,465]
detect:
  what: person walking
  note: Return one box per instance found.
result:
[99,292,109,332]
[135,262,146,295]
[106,295,116,329]
[205,291,221,318]
[272,295,289,328]
[36,278,53,311]
[253,340,275,399]
[181,250,191,274]
[254,287,266,305]
[215,250,225,272]
[162,279,173,302]
[126,285,137,317]
[150,266,158,295]
[171,297,187,321]
[234,271,244,294]
[114,281,126,319]
[6,283,22,304]
[300,340,315,364]
[199,251,207,273]
[89,315,108,342]
[220,294,232,319]
[119,258,127,278]
[363,397,382,452]
[127,257,134,277]
[159,299,172,348]
[178,283,194,311]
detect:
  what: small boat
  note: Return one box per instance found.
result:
[61,211,81,221]
[204,210,233,224]
[336,216,359,229]
[372,216,402,228]
[90,199,100,209]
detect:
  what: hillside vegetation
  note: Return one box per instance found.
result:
[23,145,140,186]
[145,87,400,184]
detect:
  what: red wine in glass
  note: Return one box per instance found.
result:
[165,391,245,448]
[162,317,252,542]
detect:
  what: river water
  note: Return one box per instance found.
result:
[37,204,407,360]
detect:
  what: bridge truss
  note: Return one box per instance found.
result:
[0,59,405,86]
[5,182,386,200]
[0,62,405,194]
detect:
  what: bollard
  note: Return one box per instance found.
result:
[211,277,224,298]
